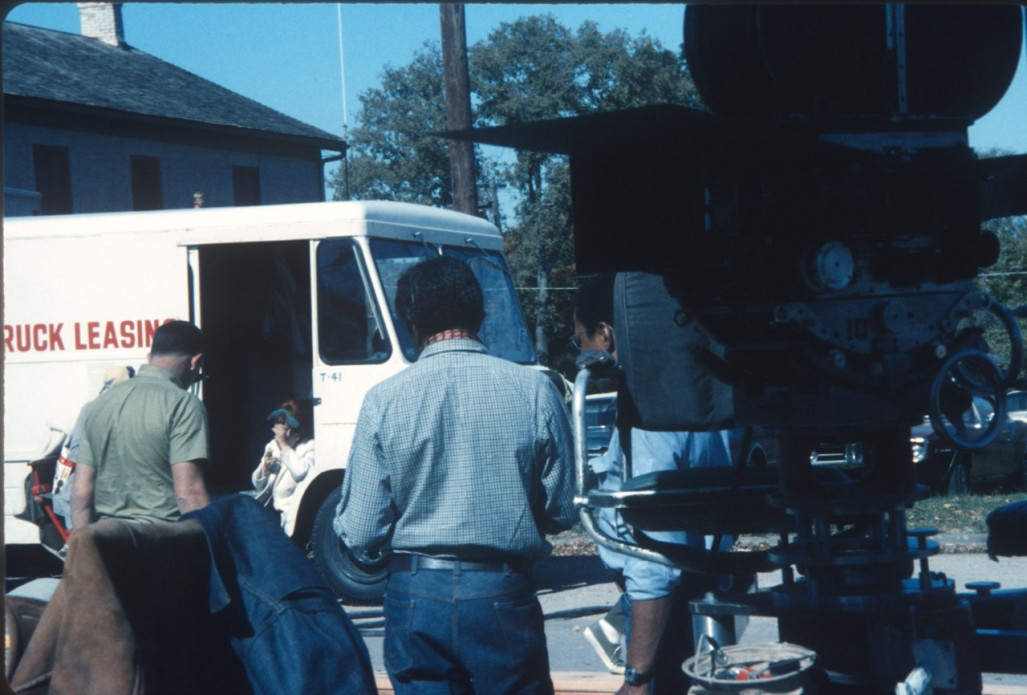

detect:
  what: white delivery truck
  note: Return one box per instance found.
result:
[4,200,544,602]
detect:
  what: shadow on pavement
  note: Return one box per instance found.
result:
[533,554,615,593]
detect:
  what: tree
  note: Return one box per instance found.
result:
[982,215,1027,311]
[977,214,1027,383]
[331,45,452,206]
[968,150,1027,384]
[573,22,702,113]
[503,159,577,371]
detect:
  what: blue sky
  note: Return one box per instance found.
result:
[5,3,1026,158]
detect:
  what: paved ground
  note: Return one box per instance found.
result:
[348,532,1027,688]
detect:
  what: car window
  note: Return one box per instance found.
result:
[586,396,617,428]
[585,395,617,454]
[1008,392,1027,412]
[973,396,995,423]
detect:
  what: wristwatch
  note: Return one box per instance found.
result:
[623,666,653,686]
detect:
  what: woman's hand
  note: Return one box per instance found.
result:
[273,422,301,451]
[272,423,291,448]
[260,446,279,476]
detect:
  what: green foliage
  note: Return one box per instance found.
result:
[332,44,452,206]
[471,15,581,126]
[503,159,578,373]
[981,215,1027,311]
[975,214,1027,380]
[573,22,702,113]
[469,15,699,206]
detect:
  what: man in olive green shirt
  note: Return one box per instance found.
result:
[72,320,211,527]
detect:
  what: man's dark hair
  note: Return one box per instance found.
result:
[573,273,616,337]
[396,256,484,339]
[151,320,205,357]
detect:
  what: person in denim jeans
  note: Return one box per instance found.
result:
[335,256,577,694]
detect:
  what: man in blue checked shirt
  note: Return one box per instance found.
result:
[335,255,577,695]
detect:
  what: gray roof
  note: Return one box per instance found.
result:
[3,21,344,149]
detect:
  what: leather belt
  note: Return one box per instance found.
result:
[389,554,531,574]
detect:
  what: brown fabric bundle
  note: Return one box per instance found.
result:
[8,518,214,695]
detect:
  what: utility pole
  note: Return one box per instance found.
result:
[439,4,478,215]
[489,178,501,231]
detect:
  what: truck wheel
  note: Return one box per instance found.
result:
[310,487,388,604]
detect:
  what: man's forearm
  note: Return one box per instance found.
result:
[70,464,97,530]
[617,595,674,695]
[172,460,211,514]
[70,498,94,530]
[176,489,211,514]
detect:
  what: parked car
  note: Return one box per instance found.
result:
[584,392,617,457]
[911,395,1027,496]
[1007,390,1027,424]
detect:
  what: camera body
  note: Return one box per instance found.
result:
[571,5,1025,441]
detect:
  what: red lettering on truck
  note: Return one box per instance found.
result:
[103,322,119,349]
[49,324,65,350]
[4,319,172,353]
[2,323,66,353]
[120,321,135,347]
[33,324,48,351]
[74,322,104,349]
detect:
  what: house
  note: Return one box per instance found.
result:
[3,3,345,215]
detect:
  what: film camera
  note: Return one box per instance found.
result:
[457,4,1027,693]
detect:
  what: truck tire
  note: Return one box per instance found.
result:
[310,487,388,604]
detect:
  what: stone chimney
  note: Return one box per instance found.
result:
[78,3,125,47]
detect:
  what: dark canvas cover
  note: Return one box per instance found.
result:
[613,272,735,431]
[986,500,1027,560]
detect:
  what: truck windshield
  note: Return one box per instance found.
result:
[369,238,536,364]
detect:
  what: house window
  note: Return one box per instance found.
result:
[233,166,261,206]
[130,156,163,210]
[32,145,73,214]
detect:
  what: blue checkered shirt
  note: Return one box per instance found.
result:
[335,338,577,563]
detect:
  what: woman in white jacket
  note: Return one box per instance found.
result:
[251,400,315,534]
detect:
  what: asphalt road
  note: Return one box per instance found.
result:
[347,539,1027,687]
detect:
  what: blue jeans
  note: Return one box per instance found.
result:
[383,563,554,695]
